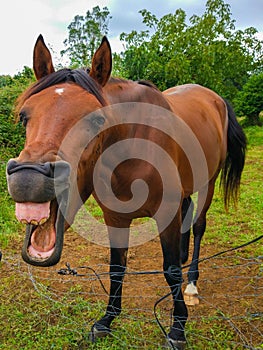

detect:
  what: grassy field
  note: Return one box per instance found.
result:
[0,125,262,349]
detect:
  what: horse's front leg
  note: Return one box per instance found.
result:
[157,209,188,350]
[90,217,130,341]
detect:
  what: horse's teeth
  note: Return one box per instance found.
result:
[39,217,48,225]
[20,218,48,225]
[30,220,39,225]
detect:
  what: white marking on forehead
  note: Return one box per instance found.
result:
[55,88,65,95]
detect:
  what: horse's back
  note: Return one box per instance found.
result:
[163,84,226,129]
[163,84,228,192]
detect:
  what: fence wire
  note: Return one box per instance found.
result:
[1,239,262,350]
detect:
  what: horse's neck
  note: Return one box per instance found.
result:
[101,78,173,149]
[103,79,134,104]
[104,78,171,110]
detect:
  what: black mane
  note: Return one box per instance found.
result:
[136,79,159,90]
[19,68,107,107]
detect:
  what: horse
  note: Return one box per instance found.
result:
[6,35,246,349]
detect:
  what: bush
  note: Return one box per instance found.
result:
[0,67,34,151]
[234,73,263,126]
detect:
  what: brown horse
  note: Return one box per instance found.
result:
[6,35,246,349]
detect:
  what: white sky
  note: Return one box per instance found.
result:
[0,0,262,76]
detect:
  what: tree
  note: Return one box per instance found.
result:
[61,6,111,68]
[119,29,151,81]
[0,75,13,88]
[118,0,263,101]
[234,73,263,125]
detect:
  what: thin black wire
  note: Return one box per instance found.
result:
[56,233,263,347]
[58,262,109,295]
[57,233,263,279]
[152,234,263,346]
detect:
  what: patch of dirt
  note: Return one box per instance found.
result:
[1,227,262,348]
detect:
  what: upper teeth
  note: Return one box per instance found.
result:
[19,218,48,225]
[39,217,48,225]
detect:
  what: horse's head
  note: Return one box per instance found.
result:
[6,35,112,266]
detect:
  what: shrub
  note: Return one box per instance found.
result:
[0,67,34,150]
[234,73,263,126]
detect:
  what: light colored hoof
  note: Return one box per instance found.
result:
[184,282,200,306]
[164,337,186,349]
[184,293,199,306]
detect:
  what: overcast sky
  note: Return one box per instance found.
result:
[1,0,262,75]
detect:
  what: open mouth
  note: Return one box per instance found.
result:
[6,159,71,266]
[16,201,56,260]
[17,194,68,267]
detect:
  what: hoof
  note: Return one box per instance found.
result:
[164,337,186,350]
[184,293,199,306]
[89,324,111,342]
[184,282,199,306]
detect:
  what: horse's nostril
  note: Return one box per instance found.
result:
[6,160,71,203]
[6,160,53,176]
[51,161,71,179]
[6,159,19,175]
[7,159,71,179]
[51,161,71,194]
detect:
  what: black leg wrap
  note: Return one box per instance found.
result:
[187,268,199,285]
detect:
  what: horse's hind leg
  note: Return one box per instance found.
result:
[181,196,194,264]
[157,210,188,349]
[90,218,130,341]
[184,180,216,305]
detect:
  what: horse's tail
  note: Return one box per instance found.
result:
[220,99,247,209]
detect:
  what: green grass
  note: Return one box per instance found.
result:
[0,148,23,249]
[0,125,262,349]
[203,126,263,256]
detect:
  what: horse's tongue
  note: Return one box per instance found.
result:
[15,202,50,224]
[29,223,56,255]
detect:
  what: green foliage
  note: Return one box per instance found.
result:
[118,0,263,100]
[0,75,13,88]
[119,29,151,81]
[61,6,111,68]
[0,85,24,149]
[234,73,263,125]
[0,66,34,150]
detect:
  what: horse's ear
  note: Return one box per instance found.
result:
[89,36,112,87]
[33,34,55,80]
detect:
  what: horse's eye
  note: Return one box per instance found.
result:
[19,111,28,127]
[90,115,105,130]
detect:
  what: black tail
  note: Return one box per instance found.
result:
[220,100,247,209]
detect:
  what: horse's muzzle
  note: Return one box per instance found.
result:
[6,159,71,203]
[6,159,71,267]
